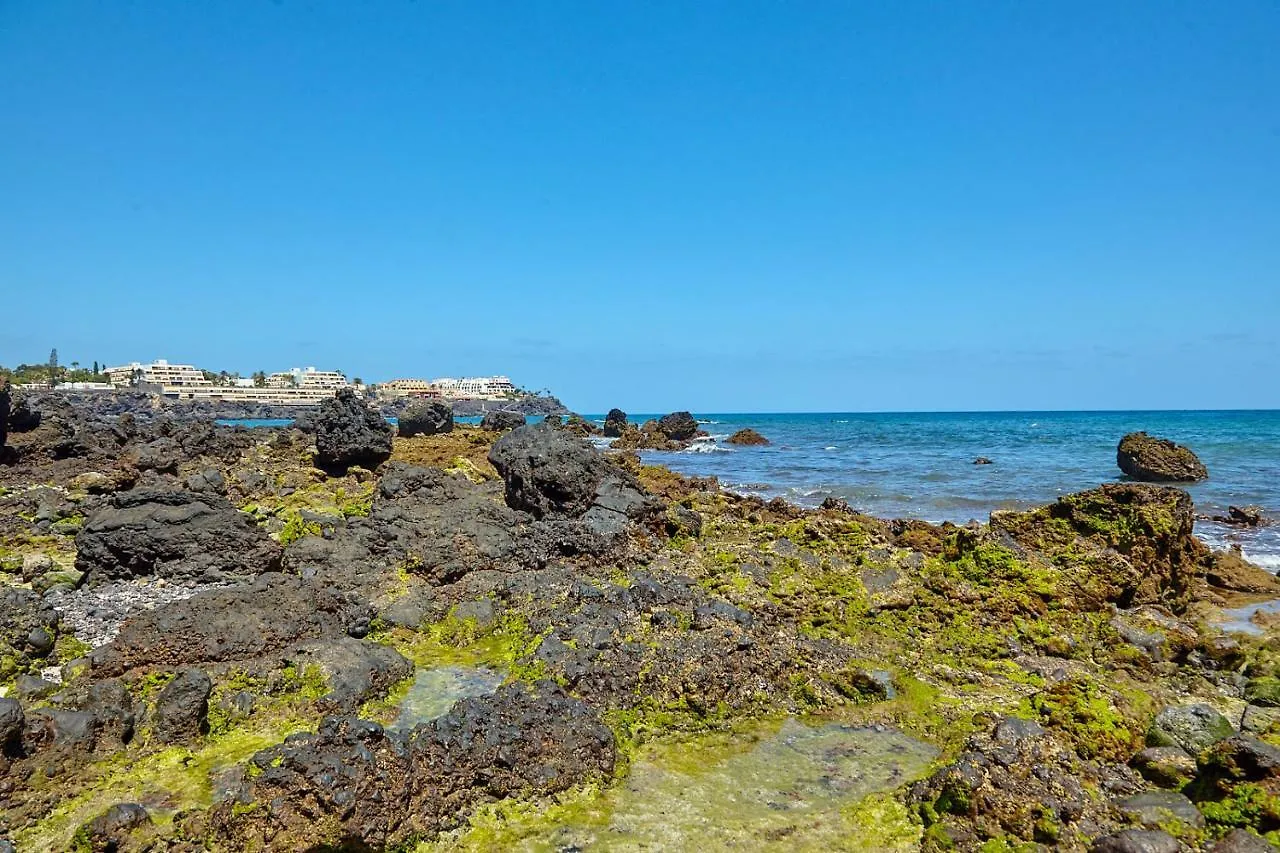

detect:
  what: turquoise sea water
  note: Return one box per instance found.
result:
[604,410,1280,569]
[219,410,1280,567]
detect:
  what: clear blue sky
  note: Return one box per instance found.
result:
[2,1,1277,412]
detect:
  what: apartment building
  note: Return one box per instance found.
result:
[105,360,209,389]
[266,367,348,389]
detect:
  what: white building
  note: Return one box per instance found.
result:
[266,367,348,390]
[105,360,210,389]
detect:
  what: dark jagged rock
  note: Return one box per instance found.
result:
[991,483,1207,611]
[206,682,615,850]
[1117,432,1208,482]
[657,410,699,440]
[311,388,393,473]
[7,394,40,433]
[558,413,598,437]
[1,586,60,683]
[151,668,212,743]
[0,380,9,449]
[74,487,282,587]
[602,408,628,438]
[726,428,770,446]
[1212,829,1276,852]
[973,456,993,465]
[480,410,527,431]
[77,803,152,852]
[90,574,373,676]
[1148,703,1235,755]
[397,400,453,437]
[1213,505,1269,527]
[489,423,656,528]
[0,697,23,754]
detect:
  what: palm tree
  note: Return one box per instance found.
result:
[252,371,267,388]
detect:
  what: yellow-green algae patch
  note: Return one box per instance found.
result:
[427,716,937,852]
[15,716,311,851]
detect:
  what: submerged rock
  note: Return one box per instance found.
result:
[1117,432,1208,482]
[397,400,453,437]
[311,388,393,473]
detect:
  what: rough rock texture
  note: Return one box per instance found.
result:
[1148,703,1235,755]
[1117,432,1208,482]
[480,410,527,431]
[76,803,153,853]
[1091,830,1181,853]
[602,408,628,438]
[397,400,453,437]
[90,574,373,676]
[991,483,1207,611]
[657,410,699,440]
[205,682,615,850]
[74,487,282,587]
[0,697,23,753]
[1,587,60,682]
[312,388,393,473]
[489,423,656,524]
[726,428,770,446]
[0,381,9,449]
[910,716,1138,848]
[151,668,212,743]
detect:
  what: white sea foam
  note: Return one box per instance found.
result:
[824,446,838,451]
[1247,552,1280,572]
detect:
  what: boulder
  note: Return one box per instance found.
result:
[1211,829,1276,852]
[1117,432,1208,482]
[1130,746,1197,789]
[726,428,770,446]
[1148,704,1235,755]
[74,487,282,587]
[974,456,994,465]
[1114,790,1203,828]
[151,668,212,743]
[1214,505,1268,528]
[489,423,656,525]
[398,400,453,437]
[992,483,1208,612]
[77,803,152,852]
[657,411,699,441]
[8,394,40,432]
[602,408,628,438]
[0,697,23,754]
[480,410,526,431]
[312,388,393,473]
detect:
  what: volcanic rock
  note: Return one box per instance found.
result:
[480,410,527,431]
[311,388,393,473]
[74,487,282,587]
[1117,432,1208,482]
[602,408,628,438]
[657,411,699,441]
[489,423,656,525]
[397,400,453,437]
[726,428,770,446]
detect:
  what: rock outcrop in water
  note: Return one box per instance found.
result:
[603,407,628,437]
[1117,431,1209,482]
[396,399,453,437]
[311,388,394,473]
[727,428,769,446]
[3,393,1280,850]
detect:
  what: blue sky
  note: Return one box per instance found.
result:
[2,1,1278,412]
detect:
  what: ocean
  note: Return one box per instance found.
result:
[602,410,1280,570]
[219,410,1280,569]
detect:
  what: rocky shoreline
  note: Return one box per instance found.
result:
[2,390,1280,850]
